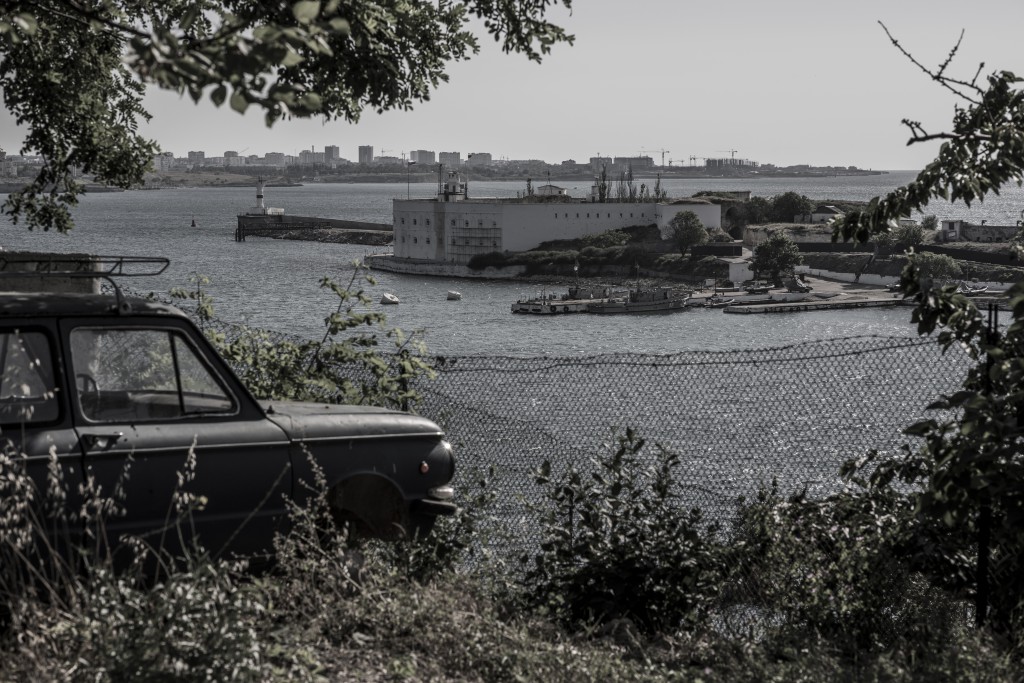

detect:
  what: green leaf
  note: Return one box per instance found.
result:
[298,92,322,111]
[229,90,249,113]
[210,84,227,107]
[280,49,303,68]
[13,13,38,36]
[292,1,321,23]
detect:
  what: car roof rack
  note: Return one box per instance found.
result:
[0,255,170,314]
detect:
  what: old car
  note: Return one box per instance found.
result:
[0,256,456,559]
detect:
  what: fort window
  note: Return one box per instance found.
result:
[451,219,456,226]
[465,220,470,227]
[426,237,430,244]
[413,219,417,225]
[413,237,418,243]
[401,218,406,224]
[478,220,483,227]
[426,219,430,226]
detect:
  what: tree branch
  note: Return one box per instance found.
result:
[878,21,982,104]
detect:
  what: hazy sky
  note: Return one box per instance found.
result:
[2,0,1022,170]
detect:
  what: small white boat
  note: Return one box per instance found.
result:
[380,293,400,305]
[447,290,462,301]
[704,295,735,308]
[956,281,988,296]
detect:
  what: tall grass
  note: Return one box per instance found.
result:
[0,433,1020,681]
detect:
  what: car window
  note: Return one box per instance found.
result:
[0,330,59,425]
[70,327,235,422]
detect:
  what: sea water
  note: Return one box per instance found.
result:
[1,172,1020,356]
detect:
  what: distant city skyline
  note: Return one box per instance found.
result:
[2,0,1023,171]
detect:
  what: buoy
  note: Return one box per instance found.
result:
[380,293,400,305]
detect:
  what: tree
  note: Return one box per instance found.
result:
[651,173,668,202]
[0,1,573,232]
[740,196,772,225]
[669,211,708,256]
[921,214,939,231]
[770,192,813,223]
[832,25,1024,634]
[751,232,801,285]
[894,223,925,249]
[877,222,926,252]
[597,164,610,203]
[907,250,961,283]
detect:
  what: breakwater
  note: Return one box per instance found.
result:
[235,213,391,242]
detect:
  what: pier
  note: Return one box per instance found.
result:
[235,214,392,241]
[723,297,901,314]
[234,177,392,241]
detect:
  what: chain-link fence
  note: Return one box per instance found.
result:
[412,337,969,531]
[174,293,1001,634]
[175,281,969,545]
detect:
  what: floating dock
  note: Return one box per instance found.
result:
[723,297,901,314]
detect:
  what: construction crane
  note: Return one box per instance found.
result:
[638,148,671,167]
[716,149,739,159]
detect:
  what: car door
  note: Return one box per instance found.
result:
[62,317,293,560]
[0,322,87,548]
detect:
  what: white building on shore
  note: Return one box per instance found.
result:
[392,172,721,264]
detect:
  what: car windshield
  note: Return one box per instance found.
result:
[0,330,59,425]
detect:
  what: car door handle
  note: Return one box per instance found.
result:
[81,432,124,450]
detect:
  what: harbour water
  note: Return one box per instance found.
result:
[1,171,1021,356]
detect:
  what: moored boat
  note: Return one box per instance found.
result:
[586,287,690,314]
[743,281,771,295]
[704,295,735,308]
[956,281,988,296]
[511,284,627,314]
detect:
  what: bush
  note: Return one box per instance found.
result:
[467,251,509,270]
[521,429,721,635]
[726,480,970,655]
[205,271,436,412]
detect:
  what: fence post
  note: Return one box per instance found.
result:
[976,303,998,628]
